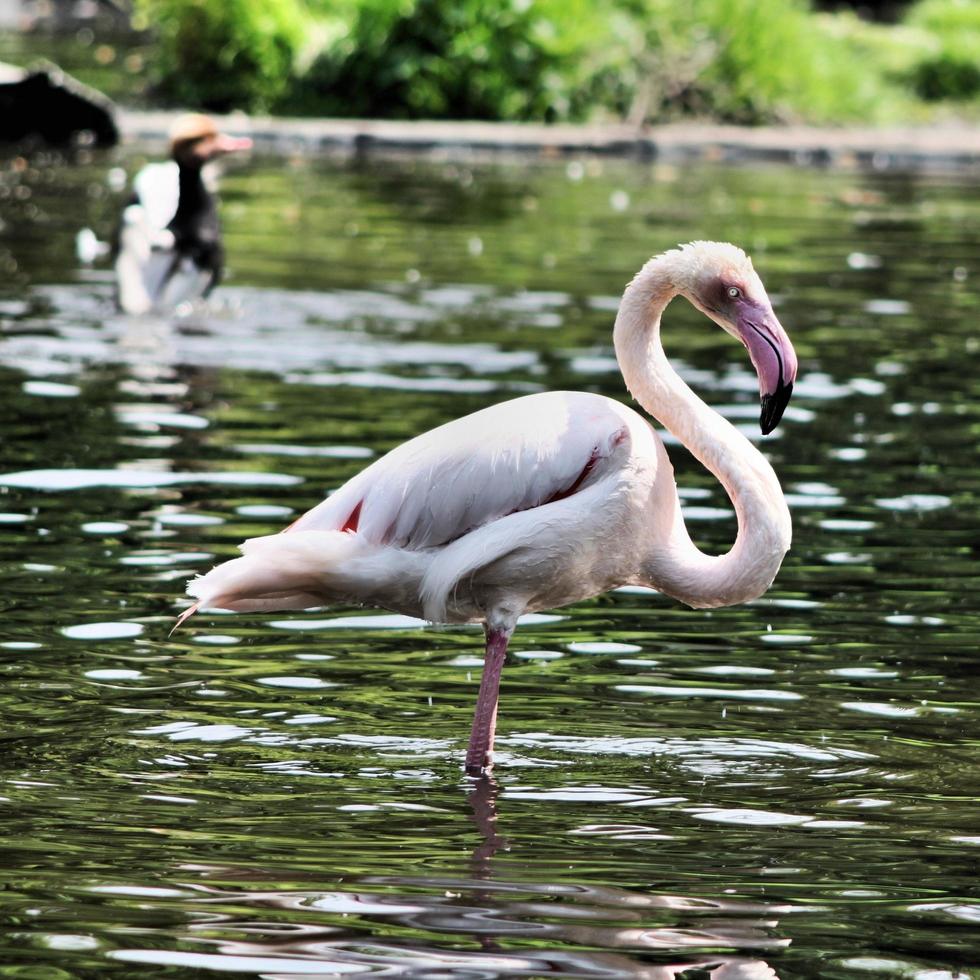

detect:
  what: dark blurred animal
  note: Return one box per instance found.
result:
[0,60,117,148]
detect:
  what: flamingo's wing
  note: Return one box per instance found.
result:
[178,391,638,625]
[286,391,630,551]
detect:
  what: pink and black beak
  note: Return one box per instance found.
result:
[736,304,798,435]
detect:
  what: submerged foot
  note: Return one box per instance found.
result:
[464,751,493,778]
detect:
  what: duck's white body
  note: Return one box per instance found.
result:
[115,162,213,315]
[180,242,800,775]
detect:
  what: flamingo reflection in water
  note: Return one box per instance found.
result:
[108,780,789,977]
[177,242,798,775]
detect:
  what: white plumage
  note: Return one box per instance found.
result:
[187,391,651,623]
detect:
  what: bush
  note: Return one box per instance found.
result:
[911,53,980,100]
[129,0,978,122]
[582,0,891,124]
[134,0,306,112]
[288,0,606,121]
[903,0,980,100]
[287,0,890,124]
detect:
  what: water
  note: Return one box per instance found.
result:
[1,149,978,979]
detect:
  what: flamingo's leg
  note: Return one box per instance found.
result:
[465,626,511,776]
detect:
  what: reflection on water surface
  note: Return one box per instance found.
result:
[0,152,978,977]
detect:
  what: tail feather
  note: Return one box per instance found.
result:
[175,530,431,631]
[170,600,201,636]
[195,592,326,614]
[184,530,362,610]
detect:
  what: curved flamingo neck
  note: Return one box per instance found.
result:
[614,255,792,608]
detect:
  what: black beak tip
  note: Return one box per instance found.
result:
[760,381,794,435]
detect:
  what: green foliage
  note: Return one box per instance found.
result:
[134,0,305,112]
[699,0,878,121]
[911,53,980,100]
[904,0,980,100]
[127,0,978,122]
[593,0,888,123]
[288,0,606,121]
[286,0,890,124]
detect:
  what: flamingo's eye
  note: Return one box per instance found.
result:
[727,286,742,299]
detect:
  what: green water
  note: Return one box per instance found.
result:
[1,150,978,979]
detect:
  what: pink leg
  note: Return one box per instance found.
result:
[465,626,510,776]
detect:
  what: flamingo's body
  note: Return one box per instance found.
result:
[179,242,799,775]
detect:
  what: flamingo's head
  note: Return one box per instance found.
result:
[169,113,252,167]
[671,241,798,434]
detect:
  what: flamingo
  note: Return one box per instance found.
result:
[177,241,798,776]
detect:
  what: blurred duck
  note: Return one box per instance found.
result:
[115,113,251,315]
